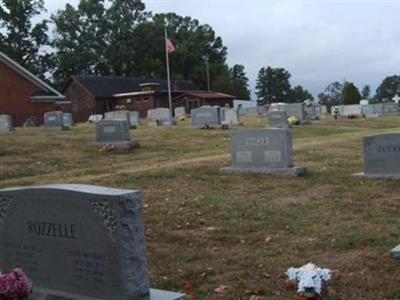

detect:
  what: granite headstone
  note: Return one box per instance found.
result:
[0,184,186,300]
[44,111,66,130]
[0,114,14,132]
[62,113,74,129]
[191,107,221,128]
[88,120,139,149]
[268,111,288,128]
[353,133,400,179]
[221,128,307,176]
[148,108,173,126]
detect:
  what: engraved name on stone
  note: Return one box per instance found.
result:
[245,136,269,146]
[104,126,116,133]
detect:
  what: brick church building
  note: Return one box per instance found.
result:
[0,51,68,126]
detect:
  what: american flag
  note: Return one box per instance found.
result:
[166,38,175,53]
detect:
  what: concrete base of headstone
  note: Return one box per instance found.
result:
[391,244,400,259]
[352,172,400,180]
[88,140,140,149]
[221,166,308,177]
[31,288,186,300]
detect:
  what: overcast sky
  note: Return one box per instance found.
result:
[44,0,400,99]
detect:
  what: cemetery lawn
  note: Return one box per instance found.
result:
[2,116,400,299]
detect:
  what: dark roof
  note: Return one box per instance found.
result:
[184,91,235,99]
[70,76,199,98]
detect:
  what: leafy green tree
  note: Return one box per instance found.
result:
[289,85,314,103]
[255,67,291,105]
[51,0,109,86]
[319,81,344,105]
[104,0,149,76]
[375,75,400,101]
[0,0,50,76]
[361,85,370,99]
[342,82,361,105]
[229,64,250,99]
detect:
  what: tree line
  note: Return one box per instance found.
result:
[0,0,251,98]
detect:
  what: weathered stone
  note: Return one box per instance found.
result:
[268,111,288,128]
[0,114,14,132]
[353,133,400,179]
[148,108,173,126]
[88,120,139,149]
[271,103,306,122]
[221,128,307,176]
[88,115,103,123]
[0,184,185,300]
[191,107,221,128]
[174,107,186,118]
[62,113,74,129]
[44,111,67,130]
[221,108,240,126]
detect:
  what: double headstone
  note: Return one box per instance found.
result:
[62,113,74,129]
[0,114,14,132]
[191,106,221,128]
[271,103,306,123]
[88,120,139,149]
[148,108,173,126]
[44,111,67,130]
[268,111,288,128]
[0,184,186,300]
[104,110,137,128]
[221,128,307,176]
[353,133,400,179]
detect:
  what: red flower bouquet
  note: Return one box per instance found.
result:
[0,269,32,300]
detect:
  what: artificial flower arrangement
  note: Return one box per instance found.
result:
[0,268,32,300]
[286,263,332,299]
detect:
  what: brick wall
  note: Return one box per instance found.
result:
[0,60,60,126]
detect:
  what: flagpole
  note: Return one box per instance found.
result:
[164,28,173,119]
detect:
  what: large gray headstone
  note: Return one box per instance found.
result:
[0,114,14,132]
[148,108,173,126]
[0,184,186,300]
[191,107,221,128]
[381,102,399,115]
[268,111,288,128]
[62,113,74,129]
[221,128,307,176]
[354,133,400,179]
[88,120,139,149]
[44,111,66,130]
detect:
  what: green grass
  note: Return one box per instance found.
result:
[2,116,400,299]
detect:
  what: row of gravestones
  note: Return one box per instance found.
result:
[0,113,74,132]
[333,103,399,118]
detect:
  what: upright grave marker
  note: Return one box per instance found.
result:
[148,108,173,126]
[0,184,186,300]
[191,107,221,128]
[0,114,14,132]
[221,108,240,126]
[129,111,140,128]
[268,111,288,128]
[174,107,186,118]
[353,133,400,179]
[88,120,139,149]
[62,113,74,129]
[221,128,307,176]
[44,111,66,130]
